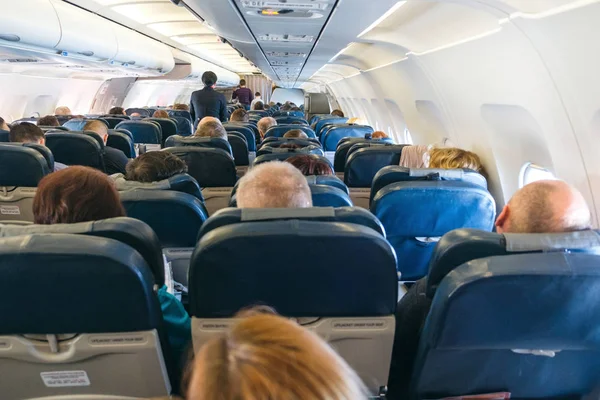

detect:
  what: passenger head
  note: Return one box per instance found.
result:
[372,131,389,139]
[54,106,72,116]
[255,92,261,98]
[9,123,45,145]
[202,71,218,87]
[33,166,125,225]
[239,79,246,87]
[258,117,277,138]
[152,110,170,119]
[131,113,142,118]
[0,117,9,131]
[283,129,308,139]
[253,101,265,111]
[195,117,227,141]
[495,180,591,234]
[237,161,312,208]
[108,106,125,115]
[126,151,188,183]
[38,115,60,127]
[230,108,249,123]
[331,109,344,118]
[173,103,190,111]
[83,120,109,143]
[187,313,367,400]
[428,148,483,172]
[286,154,334,176]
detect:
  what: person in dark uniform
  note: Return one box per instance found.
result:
[190,71,228,130]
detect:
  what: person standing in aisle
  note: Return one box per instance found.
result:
[190,71,228,130]
[232,79,254,110]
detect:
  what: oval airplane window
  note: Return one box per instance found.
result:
[519,162,556,188]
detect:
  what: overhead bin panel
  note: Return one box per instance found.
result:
[0,0,61,50]
[112,25,175,74]
[50,0,118,61]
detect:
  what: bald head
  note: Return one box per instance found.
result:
[195,117,227,141]
[496,180,591,234]
[237,161,312,209]
[258,117,276,139]
[84,120,109,143]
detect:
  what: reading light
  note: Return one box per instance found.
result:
[261,9,279,15]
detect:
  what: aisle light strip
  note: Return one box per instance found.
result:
[357,1,407,38]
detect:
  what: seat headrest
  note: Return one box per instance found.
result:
[264,124,316,139]
[223,124,256,151]
[345,145,407,187]
[115,121,162,144]
[170,116,193,137]
[253,153,333,169]
[125,108,150,117]
[199,207,385,239]
[0,234,161,334]
[62,118,88,131]
[112,173,204,201]
[45,132,105,171]
[425,252,600,349]
[259,137,321,149]
[257,145,324,157]
[0,130,9,142]
[163,147,237,187]
[371,166,488,203]
[0,217,165,286]
[309,185,353,207]
[168,110,192,121]
[190,220,397,317]
[304,175,349,194]
[427,229,600,298]
[274,116,309,125]
[164,135,232,155]
[334,138,394,172]
[121,190,209,248]
[321,125,375,151]
[0,143,53,186]
[315,117,348,135]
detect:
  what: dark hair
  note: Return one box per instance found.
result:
[173,104,190,111]
[331,109,344,118]
[109,107,125,115]
[255,92,261,96]
[286,155,333,176]
[254,102,265,111]
[126,152,188,183]
[279,143,303,149]
[231,108,249,122]
[33,166,125,224]
[202,71,218,86]
[38,115,60,127]
[240,79,246,86]
[9,123,44,143]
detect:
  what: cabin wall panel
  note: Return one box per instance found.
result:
[0,74,104,121]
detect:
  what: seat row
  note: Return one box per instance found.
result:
[1,214,598,398]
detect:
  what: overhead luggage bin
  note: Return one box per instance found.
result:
[0,0,61,50]
[112,24,175,74]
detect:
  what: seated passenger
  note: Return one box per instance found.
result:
[230,108,249,123]
[286,154,334,176]
[173,103,190,111]
[83,120,129,175]
[0,117,10,131]
[153,110,170,119]
[38,115,60,127]
[194,117,228,141]
[253,101,265,111]
[237,161,312,208]
[283,129,308,139]
[427,147,483,172]
[54,106,72,116]
[258,117,277,139]
[32,166,191,367]
[250,92,262,110]
[372,131,389,139]
[387,179,592,399]
[187,312,368,400]
[130,112,142,118]
[331,109,345,118]
[9,123,67,171]
[125,151,188,183]
[108,106,126,115]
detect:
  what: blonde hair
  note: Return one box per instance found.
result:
[428,147,483,172]
[187,313,368,400]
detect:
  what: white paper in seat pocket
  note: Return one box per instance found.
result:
[41,370,90,387]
